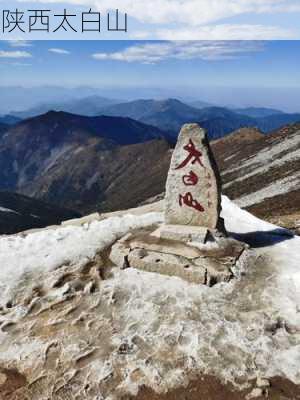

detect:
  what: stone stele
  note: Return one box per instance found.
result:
[165,123,222,230]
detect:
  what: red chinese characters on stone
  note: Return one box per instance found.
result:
[179,192,205,212]
[182,170,198,186]
[175,139,204,170]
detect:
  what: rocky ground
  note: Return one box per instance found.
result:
[1,198,300,399]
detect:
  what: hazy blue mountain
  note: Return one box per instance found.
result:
[0,115,21,125]
[189,100,214,109]
[0,191,80,235]
[256,113,300,132]
[100,99,256,138]
[99,98,201,121]
[234,107,284,118]
[0,122,8,133]
[0,86,126,115]
[11,95,120,119]
[199,110,300,137]
[99,98,300,138]
[200,117,256,140]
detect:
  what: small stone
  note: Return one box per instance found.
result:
[0,372,7,385]
[117,341,134,355]
[62,212,100,227]
[136,248,147,259]
[84,281,96,295]
[256,377,270,388]
[246,388,263,399]
[110,241,130,266]
[121,255,130,270]
[90,266,102,280]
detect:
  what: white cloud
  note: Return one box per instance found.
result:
[152,24,295,40]
[10,62,32,67]
[92,41,265,64]
[7,40,33,48]
[0,50,32,59]
[48,48,71,54]
[14,0,300,26]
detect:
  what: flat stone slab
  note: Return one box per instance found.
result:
[128,233,204,259]
[151,224,208,244]
[109,229,248,286]
[128,249,207,285]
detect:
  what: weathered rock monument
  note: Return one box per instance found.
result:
[110,123,249,286]
[166,123,222,229]
[156,123,224,242]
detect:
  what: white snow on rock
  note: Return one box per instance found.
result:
[0,206,19,214]
[235,171,300,208]
[0,212,163,306]
[0,196,300,394]
[223,131,300,180]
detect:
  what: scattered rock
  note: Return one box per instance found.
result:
[62,212,101,227]
[0,372,7,385]
[118,341,134,355]
[256,377,270,388]
[246,387,263,399]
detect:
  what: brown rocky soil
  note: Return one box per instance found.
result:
[127,376,300,400]
[2,370,300,400]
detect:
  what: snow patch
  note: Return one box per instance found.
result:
[0,212,163,305]
[235,171,300,208]
[0,206,19,214]
[223,131,300,183]
[224,147,300,190]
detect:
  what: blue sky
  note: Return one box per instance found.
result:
[1,0,300,40]
[1,1,300,111]
[1,40,300,112]
[1,40,300,90]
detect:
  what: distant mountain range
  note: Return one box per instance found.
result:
[0,115,21,125]
[233,107,284,118]
[0,111,170,214]
[0,122,8,135]
[0,191,80,235]
[189,100,214,109]
[6,97,300,140]
[0,95,300,233]
[10,95,120,119]
[98,98,300,138]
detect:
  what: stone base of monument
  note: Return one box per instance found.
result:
[151,224,209,243]
[109,228,249,286]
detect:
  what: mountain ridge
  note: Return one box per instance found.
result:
[0,111,171,214]
[10,95,120,119]
[0,190,80,234]
[98,98,300,138]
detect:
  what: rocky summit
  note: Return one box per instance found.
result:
[110,124,249,286]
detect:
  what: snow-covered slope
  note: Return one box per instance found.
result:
[0,197,300,399]
[212,125,300,232]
